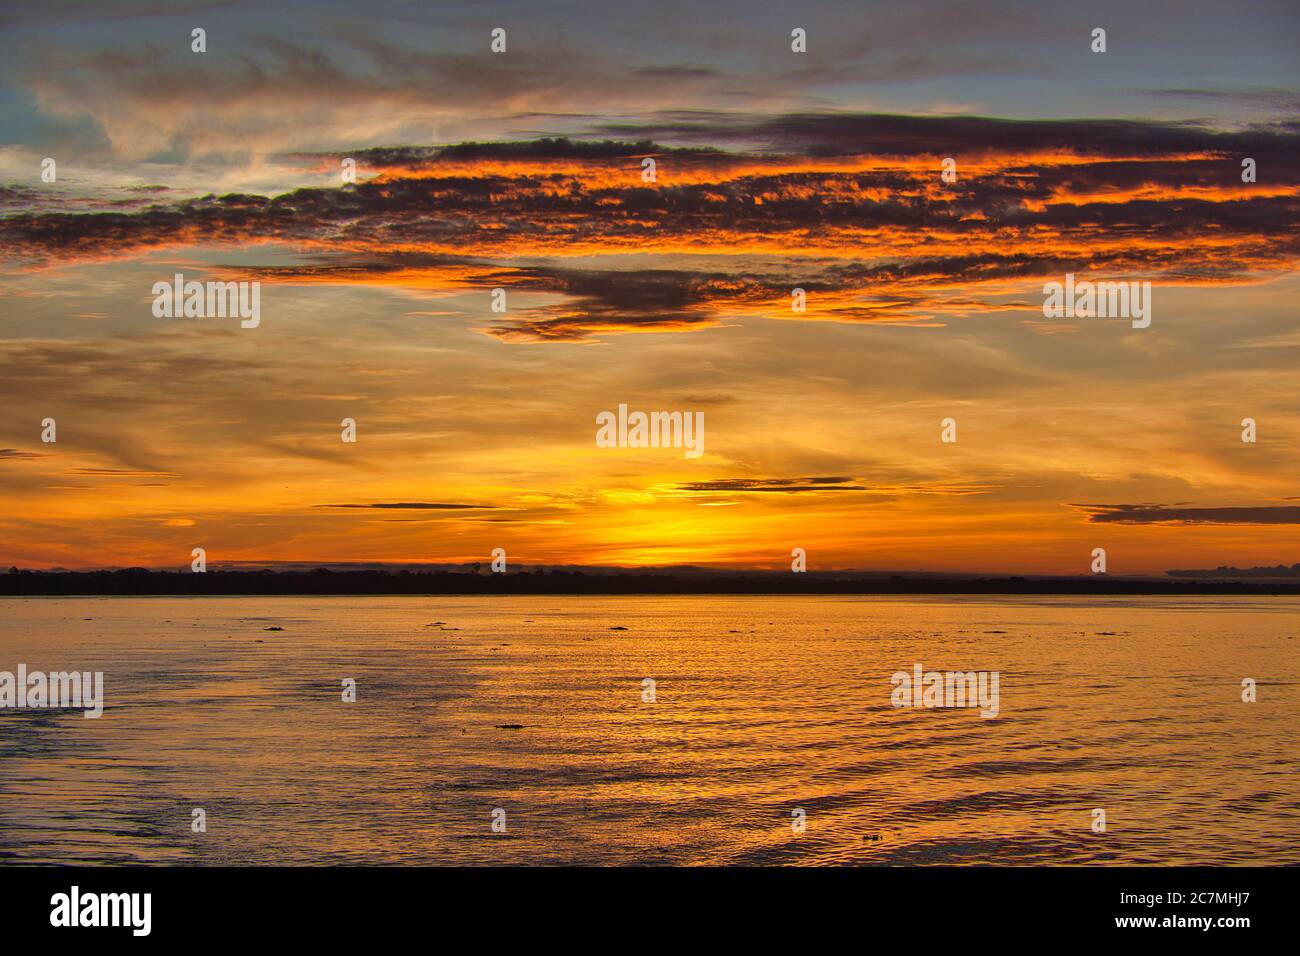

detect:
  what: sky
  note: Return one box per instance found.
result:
[1,0,1298,574]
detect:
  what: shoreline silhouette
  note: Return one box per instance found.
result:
[4,567,1298,596]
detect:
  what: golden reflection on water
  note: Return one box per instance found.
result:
[0,595,1296,865]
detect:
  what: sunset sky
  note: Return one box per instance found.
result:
[1,0,1297,574]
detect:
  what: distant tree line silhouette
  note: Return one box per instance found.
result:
[3,567,1297,596]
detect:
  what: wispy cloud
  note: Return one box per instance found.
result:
[1074,504,1300,525]
[318,502,494,510]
